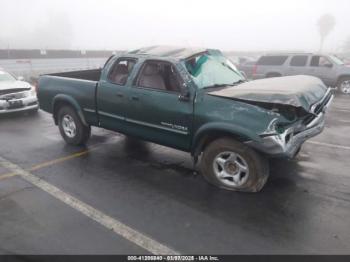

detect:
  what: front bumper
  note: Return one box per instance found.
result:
[0,95,38,114]
[246,117,324,158]
[246,94,333,158]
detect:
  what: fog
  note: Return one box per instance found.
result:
[0,0,349,52]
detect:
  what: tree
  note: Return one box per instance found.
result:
[317,14,336,52]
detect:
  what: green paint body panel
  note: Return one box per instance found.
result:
[37,47,328,156]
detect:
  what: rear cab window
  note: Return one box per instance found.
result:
[108,58,136,85]
[257,56,288,66]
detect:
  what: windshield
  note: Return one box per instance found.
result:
[329,55,344,65]
[0,71,16,82]
[184,53,245,89]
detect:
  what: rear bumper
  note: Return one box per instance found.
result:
[0,95,38,114]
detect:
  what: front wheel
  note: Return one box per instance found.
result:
[200,138,269,192]
[337,77,350,94]
[57,106,91,145]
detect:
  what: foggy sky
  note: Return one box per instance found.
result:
[0,0,349,52]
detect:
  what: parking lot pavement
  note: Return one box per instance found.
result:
[0,94,350,255]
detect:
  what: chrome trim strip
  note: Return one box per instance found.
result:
[126,118,188,135]
[306,112,324,128]
[310,88,332,114]
[83,108,96,113]
[323,94,334,111]
[97,110,188,135]
[307,94,333,128]
[98,110,125,120]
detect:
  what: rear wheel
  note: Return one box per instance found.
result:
[57,106,91,145]
[337,77,350,94]
[200,138,269,192]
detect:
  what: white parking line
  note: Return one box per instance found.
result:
[306,141,350,150]
[0,156,179,255]
[331,108,350,113]
[339,119,350,123]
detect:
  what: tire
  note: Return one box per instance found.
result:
[337,77,350,94]
[200,138,269,192]
[57,106,91,145]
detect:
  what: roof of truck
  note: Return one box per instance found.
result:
[127,45,209,60]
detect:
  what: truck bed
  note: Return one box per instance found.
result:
[38,70,100,125]
[47,69,102,82]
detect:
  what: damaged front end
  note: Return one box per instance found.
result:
[204,74,334,158]
[244,88,333,158]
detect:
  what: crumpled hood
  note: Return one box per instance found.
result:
[0,80,31,91]
[209,75,328,112]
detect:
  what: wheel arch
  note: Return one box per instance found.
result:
[52,94,88,126]
[336,74,350,85]
[191,123,261,157]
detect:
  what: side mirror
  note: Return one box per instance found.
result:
[17,76,25,81]
[178,82,190,102]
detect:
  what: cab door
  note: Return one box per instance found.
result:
[96,58,136,132]
[125,60,193,151]
[285,55,309,76]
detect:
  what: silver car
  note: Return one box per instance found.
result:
[252,53,350,94]
[0,70,38,114]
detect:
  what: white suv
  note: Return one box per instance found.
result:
[253,53,350,94]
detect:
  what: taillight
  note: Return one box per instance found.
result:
[252,64,258,76]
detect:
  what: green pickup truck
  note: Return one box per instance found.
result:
[38,46,333,192]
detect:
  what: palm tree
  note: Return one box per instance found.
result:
[317,14,336,52]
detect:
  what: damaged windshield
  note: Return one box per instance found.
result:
[184,53,245,89]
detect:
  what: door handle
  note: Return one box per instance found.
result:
[131,96,139,101]
[115,93,123,98]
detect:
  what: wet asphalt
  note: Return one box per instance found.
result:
[0,94,349,254]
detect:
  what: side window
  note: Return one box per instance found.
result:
[137,61,181,92]
[290,56,308,67]
[310,56,332,67]
[108,58,136,85]
[257,56,288,66]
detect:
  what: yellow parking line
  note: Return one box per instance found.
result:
[29,147,97,172]
[0,172,17,181]
[0,143,103,182]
